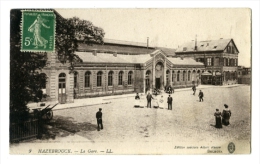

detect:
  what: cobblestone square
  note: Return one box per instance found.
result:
[53,85,250,144]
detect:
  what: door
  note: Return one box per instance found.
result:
[58,73,66,104]
[156,78,161,89]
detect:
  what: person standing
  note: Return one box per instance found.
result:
[214,109,222,128]
[146,92,153,108]
[167,94,173,110]
[96,108,103,131]
[192,85,196,95]
[134,93,140,107]
[158,95,165,109]
[222,104,231,126]
[198,90,204,102]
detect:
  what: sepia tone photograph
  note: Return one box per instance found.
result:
[7,7,252,155]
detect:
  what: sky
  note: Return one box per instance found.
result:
[56,8,251,67]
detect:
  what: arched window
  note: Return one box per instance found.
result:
[188,71,191,81]
[85,71,91,88]
[74,71,78,88]
[118,71,123,85]
[128,71,133,85]
[146,70,151,86]
[177,71,180,81]
[97,71,102,87]
[172,71,175,82]
[108,71,113,86]
[183,71,186,81]
[59,73,66,93]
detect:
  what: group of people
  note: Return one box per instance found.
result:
[95,86,231,131]
[214,104,232,128]
[135,92,173,110]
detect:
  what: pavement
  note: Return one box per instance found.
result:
[27,84,243,111]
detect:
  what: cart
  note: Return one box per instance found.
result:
[32,103,58,120]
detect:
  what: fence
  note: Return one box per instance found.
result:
[10,119,39,142]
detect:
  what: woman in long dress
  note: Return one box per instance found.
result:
[214,109,222,128]
[222,104,231,126]
[28,14,50,49]
[158,95,165,109]
[152,95,159,108]
[134,93,140,107]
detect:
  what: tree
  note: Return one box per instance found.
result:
[10,9,105,121]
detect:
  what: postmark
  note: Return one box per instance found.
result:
[228,142,235,154]
[21,10,55,52]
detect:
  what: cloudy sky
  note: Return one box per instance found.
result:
[56,8,251,67]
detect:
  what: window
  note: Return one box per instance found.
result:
[97,71,102,87]
[188,71,191,81]
[183,71,186,81]
[108,71,113,86]
[74,71,78,88]
[145,71,151,86]
[183,47,187,51]
[59,73,66,93]
[172,71,175,82]
[207,58,212,66]
[177,71,180,81]
[118,71,123,85]
[128,71,133,85]
[85,71,91,88]
[234,59,237,66]
[166,70,170,83]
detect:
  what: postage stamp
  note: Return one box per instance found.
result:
[21,10,55,52]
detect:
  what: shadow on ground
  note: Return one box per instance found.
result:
[40,115,97,140]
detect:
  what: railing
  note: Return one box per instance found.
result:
[10,119,39,142]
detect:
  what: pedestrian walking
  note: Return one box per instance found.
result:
[146,92,153,108]
[222,104,231,126]
[198,90,204,102]
[214,109,222,128]
[96,108,103,131]
[192,85,196,95]
[167,94,173,110]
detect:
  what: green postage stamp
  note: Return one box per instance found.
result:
[21,10,55,52]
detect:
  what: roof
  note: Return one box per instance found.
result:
[75,51,204,66]
[175,38,235,53]
[167,57,204,66]
[75,52,152,64]
[156,47,176,56]
[104,38,148,48]
[77,42,155,55]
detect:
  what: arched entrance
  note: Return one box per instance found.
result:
[58,73,66,104]
[155,62,164,89]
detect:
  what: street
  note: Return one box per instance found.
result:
[51,85,251,143]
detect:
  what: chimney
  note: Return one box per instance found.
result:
[220,38,223,39]
[92,50,97,56]
[113,52,117,57]
[147,37,149,49]
[194,34,197,51]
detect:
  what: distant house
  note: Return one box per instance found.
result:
[238,66,251,84]
[175,38,239,85]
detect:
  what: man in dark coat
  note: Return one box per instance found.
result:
[192,85,196,95]
[167,94,173,110]
[146,92,153,108]
[198,90,204,102]
[96,108,103,131]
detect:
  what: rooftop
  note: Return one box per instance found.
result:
[175,38,235,53]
